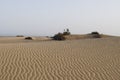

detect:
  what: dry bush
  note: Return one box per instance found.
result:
[91,32,101,38]
[63,28,71,35]
[25,37,33,40]
[16,35,24,37]
[52,33,65,40]
[63,32,71,35]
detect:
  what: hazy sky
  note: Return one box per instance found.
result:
[0,0,120,36]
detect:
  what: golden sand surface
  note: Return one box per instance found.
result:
[0,37,120,80]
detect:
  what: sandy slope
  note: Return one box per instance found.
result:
[0,37,120,80]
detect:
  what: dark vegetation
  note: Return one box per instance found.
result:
[16,35,24,37]
[89,31,101,38]
[23,29,101,41]
[52,33,66,40]
[52,29,101,40]
[25,37,33,40]
[91,32,99,35]
[52,29,71,40]
[63,29,71,35]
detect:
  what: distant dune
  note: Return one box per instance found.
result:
[64,34,113,40]
[0,36,120,80]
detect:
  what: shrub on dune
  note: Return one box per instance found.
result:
[52,33,66,40]
[63,28,71,35]
[91,31,101,38]
[52,28,71,40]
[16,35,24,37]
[25,37,33,40]
[63,32,71,35]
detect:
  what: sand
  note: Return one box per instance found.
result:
[0,37,120,80]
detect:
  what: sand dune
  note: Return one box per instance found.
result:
[0,37,120,80]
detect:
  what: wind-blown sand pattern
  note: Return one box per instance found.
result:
[0,37,120,80]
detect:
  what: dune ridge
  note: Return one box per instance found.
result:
[0,37,120,80]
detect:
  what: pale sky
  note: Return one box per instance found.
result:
[0,0,120,36]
